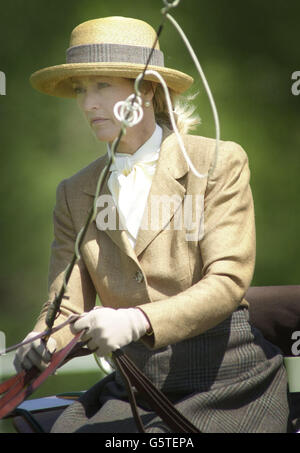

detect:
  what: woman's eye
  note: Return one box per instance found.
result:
[72,83,109,94]
[73,86,84,94]
[97,82,110,89]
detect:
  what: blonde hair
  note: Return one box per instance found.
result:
[153,85,201,135]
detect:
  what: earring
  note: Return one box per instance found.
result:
[144,101,151,108]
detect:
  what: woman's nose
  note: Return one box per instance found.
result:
[81,89,100,112]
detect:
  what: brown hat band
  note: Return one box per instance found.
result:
[66,43,165,67]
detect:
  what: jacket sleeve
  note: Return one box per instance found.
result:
[138,141,256,349]
[33,179,96,350]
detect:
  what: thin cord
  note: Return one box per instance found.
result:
[117,12,220,179]
[165,12,220,177]
[136,70,208,179]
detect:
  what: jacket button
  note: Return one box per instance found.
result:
[134,270,144,283]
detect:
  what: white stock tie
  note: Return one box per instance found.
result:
[107,124,163,248]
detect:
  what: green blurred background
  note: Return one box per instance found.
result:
[0,0,299,431]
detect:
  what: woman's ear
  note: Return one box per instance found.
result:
[140,81,157,103]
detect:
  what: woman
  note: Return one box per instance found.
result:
[14,16,290,433]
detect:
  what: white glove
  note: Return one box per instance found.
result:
[71,307,151,357]
[13,332,57,373]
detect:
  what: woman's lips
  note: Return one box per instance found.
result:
[91,118,108,125]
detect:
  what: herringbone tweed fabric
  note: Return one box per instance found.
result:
[52,308,291,433]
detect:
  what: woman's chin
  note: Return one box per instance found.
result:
[92,128,121,144]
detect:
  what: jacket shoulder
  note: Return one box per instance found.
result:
[182,134,249,172]
[183,134,247,155]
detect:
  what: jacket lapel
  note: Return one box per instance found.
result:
[83,154,138,262]
[134,129,189,257]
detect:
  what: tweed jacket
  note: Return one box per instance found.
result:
[34,127,256,351]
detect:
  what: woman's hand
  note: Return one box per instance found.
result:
[71,307,151,357]
[13,332,57,373]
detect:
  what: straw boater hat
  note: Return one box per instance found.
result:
[30,16,193,98]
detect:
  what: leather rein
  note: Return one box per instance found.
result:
[0,316,200,433]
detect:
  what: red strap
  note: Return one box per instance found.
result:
[0,331,83,420]
[0,370,28,396]
[0,368,37,405]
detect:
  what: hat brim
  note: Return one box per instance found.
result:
[30,62,194,98]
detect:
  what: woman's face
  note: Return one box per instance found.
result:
[72,75,149,147]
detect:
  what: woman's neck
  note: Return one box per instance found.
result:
[110,113,156,155]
